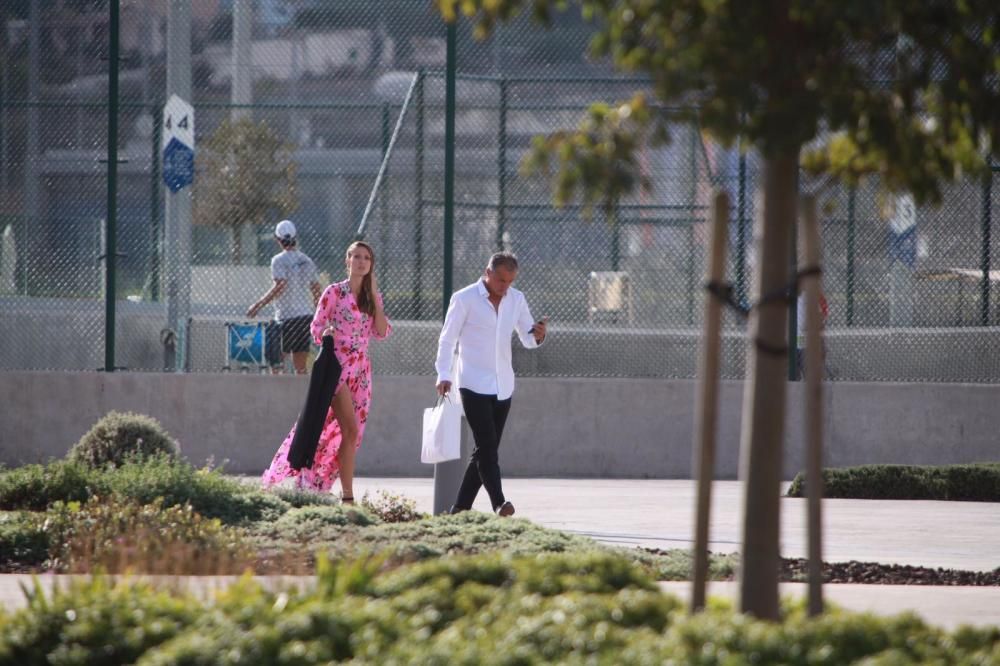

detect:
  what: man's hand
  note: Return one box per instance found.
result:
[530,317,548,344]
[436,380,452,396]
[246,303,261,318]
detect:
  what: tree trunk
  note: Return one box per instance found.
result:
[738,151,799,620]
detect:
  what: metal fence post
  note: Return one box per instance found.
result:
[736,142,748,307]
[443,23,456,317]
[150,102,162,302]
[433,22,460,515]
[379,101,391,284]
[414,69,424,319]
[496,76,507,250]
[787,173,799,381]
[981,166,992,326]
[104,0,121,372]
[846,186,856,326]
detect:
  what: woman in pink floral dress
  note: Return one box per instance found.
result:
[261,241,391,501]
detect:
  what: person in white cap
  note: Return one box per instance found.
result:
[247,219,322,374]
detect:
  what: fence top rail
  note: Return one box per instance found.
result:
[428,200,708,211]
[0,99,401,112]
[426,71,655,85]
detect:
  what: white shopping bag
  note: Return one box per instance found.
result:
[420,393,462,463]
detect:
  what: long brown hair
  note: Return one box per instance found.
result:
[346,240,376,316]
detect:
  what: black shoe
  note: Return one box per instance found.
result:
[495,501,515,517]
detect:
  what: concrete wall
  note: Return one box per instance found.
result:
[1,371,996,479]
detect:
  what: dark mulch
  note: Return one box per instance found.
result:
[781,558,1000,586]
[643,548,1000,586]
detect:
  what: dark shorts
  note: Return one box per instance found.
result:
[265,321,282,367]
[280,315,313,355]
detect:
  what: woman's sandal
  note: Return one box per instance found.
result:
[341,495,355,505]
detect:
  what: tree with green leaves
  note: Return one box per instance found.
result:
[194,117,298,264]
[437,0,1000,620]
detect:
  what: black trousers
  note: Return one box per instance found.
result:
[453,388,512,511]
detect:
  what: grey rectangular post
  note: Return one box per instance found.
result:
[432,417,471,515]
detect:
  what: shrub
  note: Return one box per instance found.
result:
[787,462,1000,501]
[0,460,96,511]
[40,496,253,574]
[360,490,425,523]
[0,513,48,568]
[274,504,379,535]
[270,486,342,508]
[0,457,291,524]
[3,552,998,663]
[68,411,180,468]
[0,577,198,665]
[103,457,290,525]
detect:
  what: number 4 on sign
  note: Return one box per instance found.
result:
[164,115,189,131]
[161,94,195,151]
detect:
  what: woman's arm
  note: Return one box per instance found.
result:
[372,291,391,339]
[310,285,336,344]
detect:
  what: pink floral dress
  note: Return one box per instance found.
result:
[261,280,391,492]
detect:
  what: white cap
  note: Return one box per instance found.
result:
[274,219,297,241]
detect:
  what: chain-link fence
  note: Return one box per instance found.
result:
[1,1,998,382]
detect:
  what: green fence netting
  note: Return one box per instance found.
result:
[0,1,998,382]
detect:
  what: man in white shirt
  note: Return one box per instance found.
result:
[435,252,547,516]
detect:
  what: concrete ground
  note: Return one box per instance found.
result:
[1,478,997,630]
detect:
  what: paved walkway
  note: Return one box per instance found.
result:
[356,478,1000,572]
[2,478,997,629]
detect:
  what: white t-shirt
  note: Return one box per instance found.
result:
[270,249,318,321]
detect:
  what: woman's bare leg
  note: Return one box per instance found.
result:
[331,386,359,500]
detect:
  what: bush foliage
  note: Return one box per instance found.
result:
[0,457,289,524]
[0,458,736,581]
[40,496,253,574]
[787,463,1000,501]
[1,553,997,664]
[68,411,181,468]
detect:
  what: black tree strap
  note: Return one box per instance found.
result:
[704,265,823,321]
[755,337,788,357]
[704,280,749,316]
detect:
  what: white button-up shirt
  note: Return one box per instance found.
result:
[435,279,542,400]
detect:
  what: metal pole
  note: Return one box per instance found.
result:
[433,24,459,515]
[379,102,390,259]
[846,186,856,327]
[800,194,825,617]
[737,145,747,306]
[691,191,730,612]
[165,0,192,372]
[981,168,992,326]
[611,207,620,272]
[104,0,121,372]
[788,213,799,381]
[231,0,253,121]
[415,70,424,319]
[443,22,456,316]
[25,0,40,297]
[496,77,507,250]
[150,103,162,301]
[0,65,8,196]
[686,122,698,324]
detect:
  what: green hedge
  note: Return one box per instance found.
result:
[0,457,294,524]
[787,463,1000,501]
[1,552,997,664]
